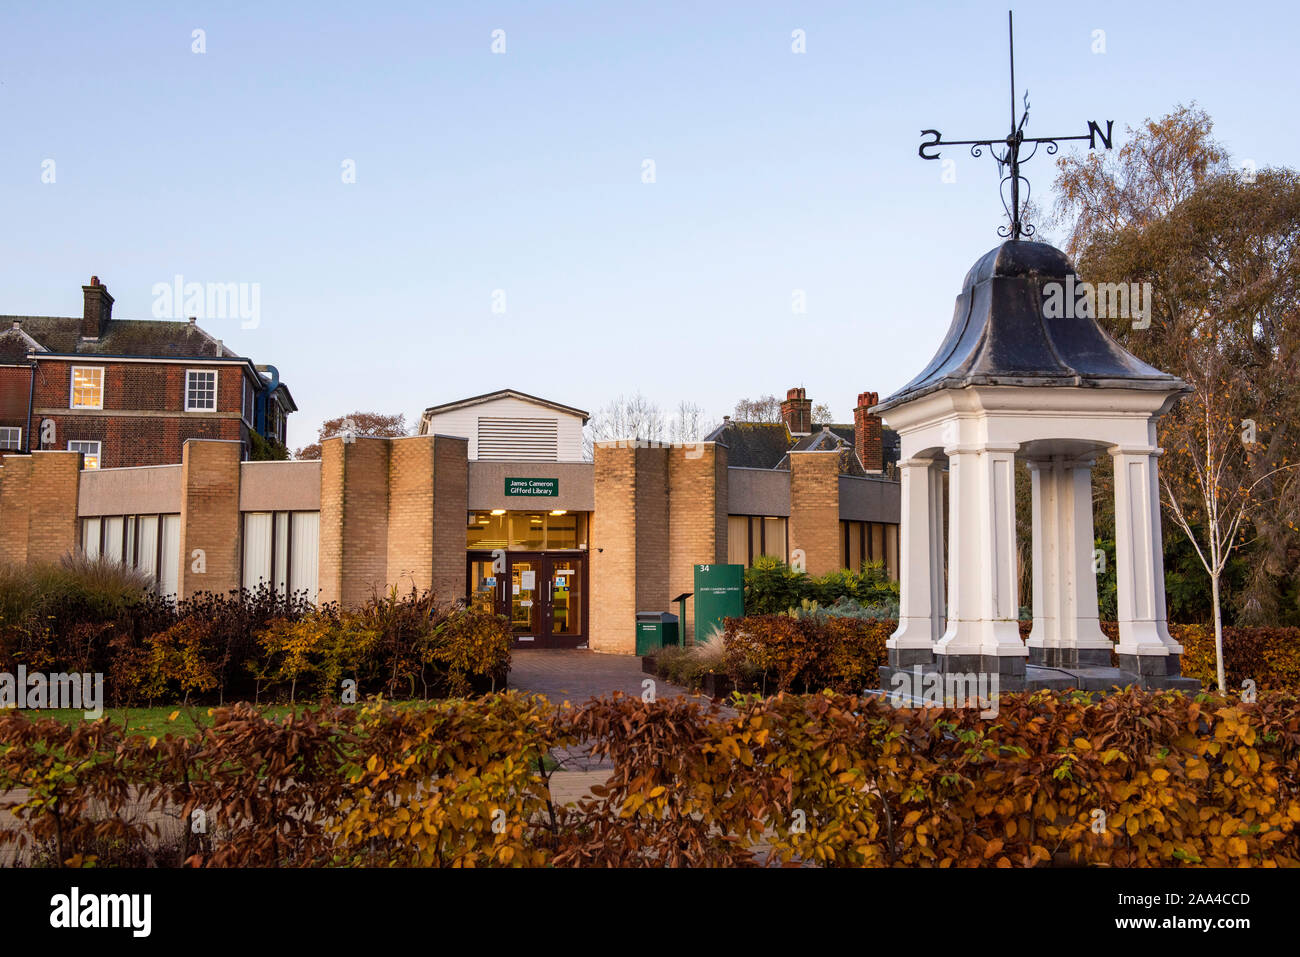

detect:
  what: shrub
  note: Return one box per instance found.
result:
[722,615,892,694]
[743,558,899,616]
[0,563,511,706]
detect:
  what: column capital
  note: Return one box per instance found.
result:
[896,456,940,469]
[1108,443,1159,457]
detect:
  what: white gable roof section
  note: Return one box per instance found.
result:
[420,390,588,462]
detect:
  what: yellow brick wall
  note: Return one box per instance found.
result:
[591,443,674,654]
[321,435,468,608]
[178,440,242,598]
[789,451,841,576]
[387,436,435,593]
[27,452,81,564]
[667,443,728,639]
[0,455,34,565]
[432,437,469,600]
[317,435,346,605]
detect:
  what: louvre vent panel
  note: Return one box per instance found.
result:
[477,417,559,461]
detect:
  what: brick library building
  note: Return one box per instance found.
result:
[0,280,900,654]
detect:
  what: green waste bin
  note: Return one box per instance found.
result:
[636,611,679,655]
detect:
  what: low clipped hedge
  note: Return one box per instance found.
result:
[722,615,1300,694]
[3,688,1299,867]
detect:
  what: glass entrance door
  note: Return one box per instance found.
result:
[508,556,541,643]
[545,557,584,647]
[465,551,586,648]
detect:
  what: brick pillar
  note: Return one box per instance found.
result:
[432,436,469,601]
[591,443,669,654]
[319,436,390,608]
[0,455,34,565]
[178,440,242,599]
[27,452,81,562]
[667,442,728,640]
[854,391,883,471]
[788,450,841,576]
[385,435,468,601]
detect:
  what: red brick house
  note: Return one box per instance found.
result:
[0,277,294,468]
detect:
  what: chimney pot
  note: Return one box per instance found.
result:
[780,386,813,435]
[81,277,113,340]
[854,390,883,472]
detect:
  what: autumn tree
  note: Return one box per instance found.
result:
[1053,105,1300,685]
[294,411,409,460]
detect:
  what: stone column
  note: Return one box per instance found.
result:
[927,459,947,641]
[934,443,1025,675]
[1110,444,1183,676]
[887,457,941,666]
[1026,456,1111,667]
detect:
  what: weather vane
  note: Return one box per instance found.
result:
[918,10,1114,240]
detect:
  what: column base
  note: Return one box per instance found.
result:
[876,659,1201,696]
[1028,645,1114,668]
[934,652,1026,678]
[887,646,935,668]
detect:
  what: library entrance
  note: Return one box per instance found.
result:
[466,551,588,648]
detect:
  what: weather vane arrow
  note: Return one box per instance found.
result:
[918,10,1114,240]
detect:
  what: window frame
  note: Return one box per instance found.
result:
[67,439,102,469]
[185,368,219,412]
[69,365,105,410]
[0,427,20,450]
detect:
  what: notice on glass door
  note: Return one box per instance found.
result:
[521,570,536,591]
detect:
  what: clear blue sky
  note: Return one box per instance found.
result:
[3,0,1295,449]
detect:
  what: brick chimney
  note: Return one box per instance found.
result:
[81,276,113,340]
[854,391,882,471]
[780,387,812,435]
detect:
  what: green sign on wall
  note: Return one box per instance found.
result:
[504,477,559,497]
[692,563,745,644]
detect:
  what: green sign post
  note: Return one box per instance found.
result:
[692,563,744,644]
[504,477,559,497]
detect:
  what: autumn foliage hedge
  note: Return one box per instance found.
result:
[716,614,1300,695]
[721,615,893,694]
[3,688,1298,867]
[0,559,511,706]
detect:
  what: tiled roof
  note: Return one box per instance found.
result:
[0,315,239,360]
[0,324,48,363]
[709,418,899,476]
[705,421,793,469]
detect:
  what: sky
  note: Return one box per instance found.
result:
[2,0,1297,450]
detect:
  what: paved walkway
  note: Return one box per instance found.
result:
[508,650,692,705]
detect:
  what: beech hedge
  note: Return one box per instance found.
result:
[2,689,1297,867]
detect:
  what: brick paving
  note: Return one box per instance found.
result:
[508,650,692,705]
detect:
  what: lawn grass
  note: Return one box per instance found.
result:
[11,699,564,764]
[15,704,300,738]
